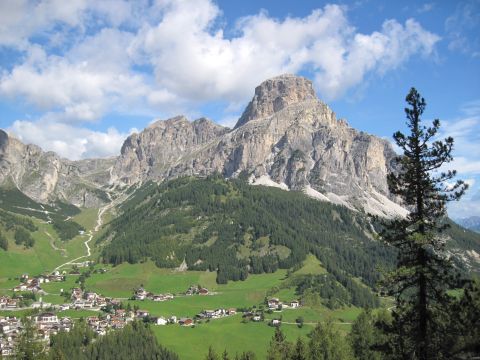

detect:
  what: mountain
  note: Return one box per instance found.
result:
[0,129,114,207]
[1,74,479,289]
[456,216,480,233]
[1,74,406,217]
[99,176,394,298]
[112,74,406,217]
[111,116,229,185]
[98,176,480,286]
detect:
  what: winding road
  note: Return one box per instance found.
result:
[51,189,130,274]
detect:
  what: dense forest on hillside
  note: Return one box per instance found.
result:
[0,187,80,221]
[99,176,396,297]
[0,208,38,250]
[53,220,85,241]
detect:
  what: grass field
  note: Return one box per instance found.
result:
[151,306,359,360]
[0,207,102,285]
[0,209,366,360]
[72,208,98,229]
[153,314,312,359]
[0,224,87,279]
[79,256,363,359]
[85,262,220,298]
[294,254,327,275]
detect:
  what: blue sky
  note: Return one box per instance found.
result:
[0,0,479,218]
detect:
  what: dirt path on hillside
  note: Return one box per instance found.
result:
[44,231,67,257]
[51,190,130,274]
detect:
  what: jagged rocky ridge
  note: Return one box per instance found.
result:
[0,129,114,207]
[1,74,406,217]
[112,74,407,217]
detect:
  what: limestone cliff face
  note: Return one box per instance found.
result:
[1,74,405,216]
[111,116,229,184]
[0,129,114,207]
[112,74,404,217]
[235,74,316,128]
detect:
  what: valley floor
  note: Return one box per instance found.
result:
[0,205,374,359]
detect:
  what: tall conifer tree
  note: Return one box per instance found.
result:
[381,88,468,359]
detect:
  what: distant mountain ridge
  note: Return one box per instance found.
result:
[2,74,405,217]
[456,216,480,233]
[0,129,114,208]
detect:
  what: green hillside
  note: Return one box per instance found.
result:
[98,176,399,306]
[0,186,80,220]
[0,186,85,243]
[0,203,95,285]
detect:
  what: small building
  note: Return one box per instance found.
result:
[179,318,193,326]
[267,298,282,309]
[13,284,28,292]
[271,319,281,326]
[252,315,262,322]
[290,300,300,308]
[155,317,168,325]
[198,287,209,295]
[227,308,237,315]
[135,287,148,300]
[36,313,58,324]
[136,310,149,318]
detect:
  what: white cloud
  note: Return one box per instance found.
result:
[0,0,139,48]
[133,1,439,102]
[0,0,87,48]
[437,101,480,218]
[0,0,441,159]
[445,0,480,57]
[0,31,151,122]
[417,3,435,13]
[1,1,441,111]
[8,118,133,160]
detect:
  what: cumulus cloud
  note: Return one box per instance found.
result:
[1,1,440,114]
[9,118,135,160]
[133,1,439,101]
[0,30,153,123]
[0,0,441,159]
[0,0,140,48]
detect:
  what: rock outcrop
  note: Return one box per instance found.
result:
[234,74,316,128]
[0,129,114,207]
[1,74,407,216]
[111,116,229,185]
[111,74,406,217]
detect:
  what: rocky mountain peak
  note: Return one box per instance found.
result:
[235,74,317,128]
[147,115,189,129]
[1,74,407,217]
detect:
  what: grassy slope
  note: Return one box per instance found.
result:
[80,255,359,359]
[0,209,95,286]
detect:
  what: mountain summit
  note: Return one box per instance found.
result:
[235,74,317,128]
[0,74,407,217]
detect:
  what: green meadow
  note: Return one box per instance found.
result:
[0,220,85,280]
[79,255,363,359]
[0,206,367,359]
[151,306,358,360]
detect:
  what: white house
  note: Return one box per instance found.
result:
[36,313,58,324]
[290,300,300,308]
[267,298,282,310]
[155,317,168,325]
